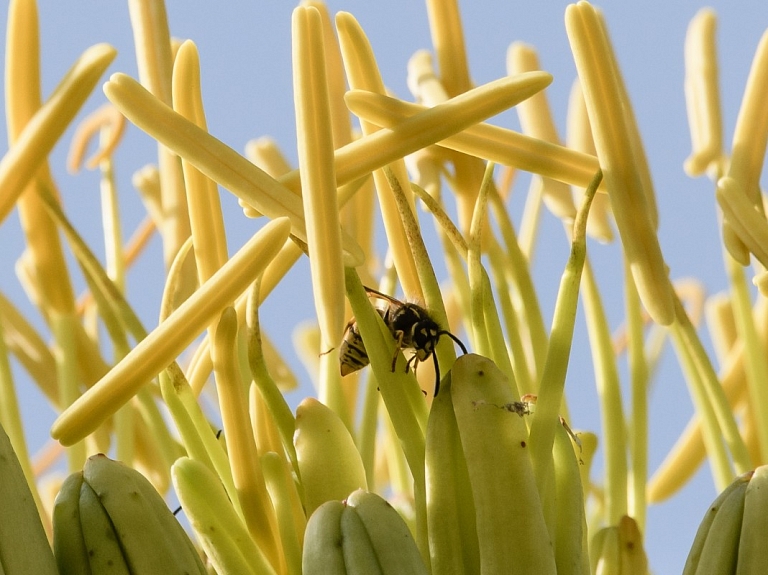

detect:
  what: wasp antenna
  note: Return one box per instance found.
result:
[433,353,441,396]
[440,330,468,355]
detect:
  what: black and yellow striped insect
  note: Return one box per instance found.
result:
[339,287,467,395]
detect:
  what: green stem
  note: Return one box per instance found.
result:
[528,171,602,516]
[624,259,648,532]
[245,280,298,476]
[384,167,457,379]
[51,311,86,471]
[581,257,628,524]
[344,267,428,556]
[667,316,734,490]
[725,254,768,461]
[670,294,751,478]
[489,187,549,383]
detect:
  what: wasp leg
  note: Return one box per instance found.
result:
[405,354,420,374]
[390,331,405,371]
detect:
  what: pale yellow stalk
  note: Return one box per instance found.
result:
[565,1,674,326]
[246,277,302,475]
[250,384,283,457]
[292,7,346,414]
[344,89,602,190]
[508,42,576,221]
[566,79,614,242]
[724,28,768,210]
[50,311,86,470]
[683,9,724,177]
[243,138,294,216]
[51,218,291,446]
[488,187,549,383]
[625,262,649,532]
[127,0,173,104]
[159,364,244,516]
[0,41,117,224]
[5,13,107,398]
[421,0,488,242]
[424,0,471,98]
[0,292,57,403]
[407,49,485,237]
[132,165,164,229]
[485,236,535,394]
[213,307,284,574]
[356,373,381,491]
[67,104,126,172]
[669,295,751,484]
[583,257,630,525]
[704,292,737,365]
[173,40,228,283]
[724,254,768,461]
[97,117,133,463]
[335,11,422,298]
[127,0,191,272]
[716,177,768,268]
[262,452,305,575]
[104,73,365,268]
[97,124,127,295]
[467,164,515,379]
[301,1,354,151]
[528,171,604,517]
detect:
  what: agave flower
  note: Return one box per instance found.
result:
[3,1,768,573]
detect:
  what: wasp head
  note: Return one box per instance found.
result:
[388,303,441,360]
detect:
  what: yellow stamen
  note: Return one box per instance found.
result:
[172,40,228,282]
[103,72,365,268]
[566,79,614,242]
[50,218,291,446]
[565,1,674,325]
[716,176,768,268]
[508,42,576,221]
[683,9,724,177]
[292,6,346,353]
[0,43,117,225]
[335,11,422,298]
[67,104,126,172]
[345,89,601,190]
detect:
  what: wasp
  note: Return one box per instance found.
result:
[340,287,467,395]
